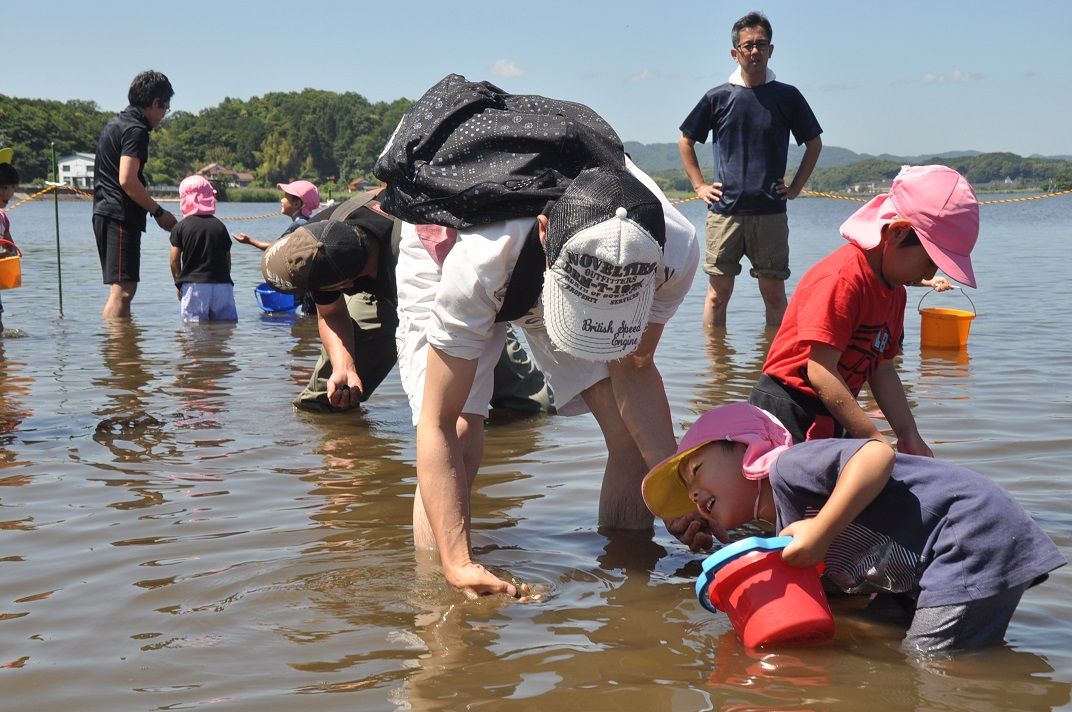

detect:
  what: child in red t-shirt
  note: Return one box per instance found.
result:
[749,165,979,454]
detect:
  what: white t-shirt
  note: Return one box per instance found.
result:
[425,161,697,359]
[394,160,698,418]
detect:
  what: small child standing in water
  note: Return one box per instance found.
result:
[169,176,237,322]
[0,161,21,334]
[233,180,320,314]
[232,179,321,249]
[642,402,1066,653]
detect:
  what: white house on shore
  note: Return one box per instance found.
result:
[57,152,95,188]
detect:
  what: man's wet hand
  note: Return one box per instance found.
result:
[665,512,717,552]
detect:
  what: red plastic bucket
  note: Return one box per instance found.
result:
[706,549,834,649]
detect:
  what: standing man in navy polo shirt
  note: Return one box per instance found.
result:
[93,70,178,319]
[678,12,822,329]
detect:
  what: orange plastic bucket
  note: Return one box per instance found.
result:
[0,239,22,290]
[706,549,834,649]
[918,289,976,349]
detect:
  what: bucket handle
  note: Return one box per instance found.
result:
[0,239,21,257]
[917,286,976,315]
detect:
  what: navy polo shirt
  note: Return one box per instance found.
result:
[680,81,821,216]
[93,106,152,232]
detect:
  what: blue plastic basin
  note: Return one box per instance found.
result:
[254,282,297,313]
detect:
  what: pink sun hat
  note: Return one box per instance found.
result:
[178,175,217,217]
[839,165,980,288]
[641,403,793,520]
[277,180,320,218]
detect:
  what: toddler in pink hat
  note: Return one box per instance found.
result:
[170,175,237,322]
[277,180,320,220]
[838,165,978,288]
[231,179,322,314]
[178,175,217,217]
[747,165,979,459]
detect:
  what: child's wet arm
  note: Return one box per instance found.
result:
[811,439,895,541]
[168,246,181,283]
[868,360,924,442]
[807,343,883,440]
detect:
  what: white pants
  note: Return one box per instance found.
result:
[179,283,237,322]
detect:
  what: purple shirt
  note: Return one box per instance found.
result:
[770,439,1066,608]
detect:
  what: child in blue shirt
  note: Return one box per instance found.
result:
[642,402,1066,653]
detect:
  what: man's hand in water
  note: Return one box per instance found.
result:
[665,512,718,551]
[447,561,518,599]
[327,371,364,409]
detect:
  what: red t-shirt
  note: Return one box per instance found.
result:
[763,244,905,398]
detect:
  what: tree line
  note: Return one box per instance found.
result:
[3,90,1070,194]
[0,90,412,190]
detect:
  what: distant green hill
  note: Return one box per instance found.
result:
[624,140,988,174]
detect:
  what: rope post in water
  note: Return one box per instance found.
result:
[51,142,63,316]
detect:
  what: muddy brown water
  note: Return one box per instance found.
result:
[0,196,1069,710]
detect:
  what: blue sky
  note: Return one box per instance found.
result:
[4,0,1070,157]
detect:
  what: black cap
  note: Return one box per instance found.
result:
[261,220,371,293]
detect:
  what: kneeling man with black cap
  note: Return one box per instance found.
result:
[262,191,553,414]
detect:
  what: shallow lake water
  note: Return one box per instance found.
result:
[0,193,1069,711]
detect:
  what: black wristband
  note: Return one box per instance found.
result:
[152,205,164,219]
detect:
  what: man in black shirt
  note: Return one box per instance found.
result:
[93,70,177,318]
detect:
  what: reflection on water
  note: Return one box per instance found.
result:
[919,345,972,376]
[706,629,833,710]
[703,625,1072,712]
[91,321,175,463]
[693,328,774,413]
[173,323,239,431]
[0,339,32,448]
[0,199,1069,709]
[299,412,412,551]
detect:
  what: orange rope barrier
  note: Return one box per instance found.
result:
[7,185,278,221]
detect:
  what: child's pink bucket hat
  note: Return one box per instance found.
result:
[641,403,793,520]
[839,165,979,287]
[178,175,217,217]
[277,180,321,218]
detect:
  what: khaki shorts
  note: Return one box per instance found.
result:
[704,212,790,280]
